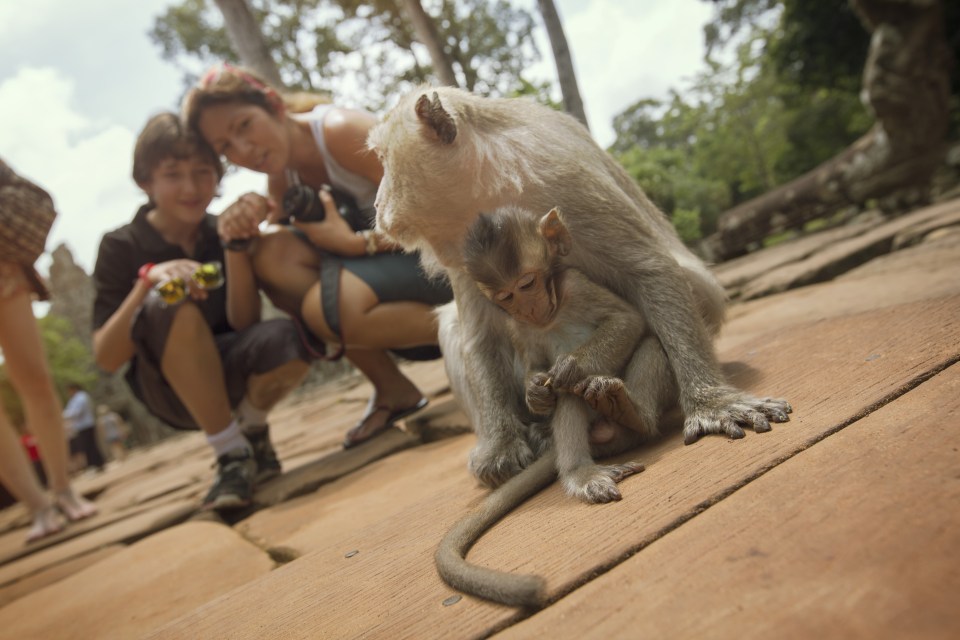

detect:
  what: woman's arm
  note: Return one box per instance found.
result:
[217,193,271,330]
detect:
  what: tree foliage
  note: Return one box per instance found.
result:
[0,313,97,428]
[610,0,913,244]
[150,0,542,111]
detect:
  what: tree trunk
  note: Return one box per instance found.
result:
[399,0,459,87]
[701,0,952,262]
[212,0,284,88]
[538,0,589,130]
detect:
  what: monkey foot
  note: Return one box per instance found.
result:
[575,376,644,432]
[562,461,645,504]
[683,388,792,445]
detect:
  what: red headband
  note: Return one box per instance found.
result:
[199,62,269,93]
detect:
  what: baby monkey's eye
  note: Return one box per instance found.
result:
[496,291,514,303]
[517,273,536,291]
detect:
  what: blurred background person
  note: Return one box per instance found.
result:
[0,157,97,543]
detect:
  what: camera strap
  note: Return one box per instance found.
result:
[318,252,346,361]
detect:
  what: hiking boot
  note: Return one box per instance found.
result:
[245,425,282,484]
[202,449,256,511]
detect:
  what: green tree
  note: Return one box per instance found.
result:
[0,313,97,428]
[151,0,542,111]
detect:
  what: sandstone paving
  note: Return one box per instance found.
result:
[712,216,879,294]
[720,229,960,351]
[145,289,960,637]
[733,199,960,300]
[2,197,958,638]
[497,364,960,640]
[0,521,275,640]
[0,544,122,608]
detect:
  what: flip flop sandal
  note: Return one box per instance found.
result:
[342,397,429,449]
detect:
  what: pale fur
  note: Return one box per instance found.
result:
[370,87,792,605]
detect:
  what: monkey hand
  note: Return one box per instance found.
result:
[525,372,556,416]
[547,355,584,392]
[683,385,792,445]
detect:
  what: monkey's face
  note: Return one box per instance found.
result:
[485,269,559,328]
[368,87,484,268]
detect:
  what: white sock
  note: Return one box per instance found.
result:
[206,420,252,458]
[237,397,269,433]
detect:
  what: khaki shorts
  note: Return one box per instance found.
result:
[126,296,310,431]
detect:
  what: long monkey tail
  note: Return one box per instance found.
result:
[435,450,558,608]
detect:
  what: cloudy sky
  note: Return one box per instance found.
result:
[0,0,713,276]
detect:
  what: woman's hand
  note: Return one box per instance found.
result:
[289,188,365,256]
[218,192,275,247]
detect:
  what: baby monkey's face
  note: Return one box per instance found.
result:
[484,268,560,328]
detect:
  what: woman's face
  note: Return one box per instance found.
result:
[142,155,219,224]
[197,101,289,175]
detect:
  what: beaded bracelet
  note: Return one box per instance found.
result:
[137,263,155,286]
[360,229,378,256]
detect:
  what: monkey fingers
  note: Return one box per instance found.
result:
[574,376,646,433]
[682,387,793,445]
[547,355,584,392]
[525,372,556,416]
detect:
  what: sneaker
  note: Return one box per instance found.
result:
[245,425,282,484]
[202,449,256,511]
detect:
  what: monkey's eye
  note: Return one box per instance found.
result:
[495,291,513,304]
[517,274,536,291]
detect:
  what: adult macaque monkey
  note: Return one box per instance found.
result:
[370,88,791,489]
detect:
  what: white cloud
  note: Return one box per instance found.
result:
[0,67,140,273]
[551,0,713,147]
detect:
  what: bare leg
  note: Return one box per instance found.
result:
[246,359,310,411]
[161,302,233,435]
[300,270,439,349]
[0,290,91,536]
[0,291,72,492]
[251,229,321,315]
[340,348,427,447]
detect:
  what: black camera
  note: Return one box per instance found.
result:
[282,183,328,222]
[221,183,369,251]
[281,183,366,227]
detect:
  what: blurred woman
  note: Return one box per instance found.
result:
[0,157,97,543]
[182,63,452,448]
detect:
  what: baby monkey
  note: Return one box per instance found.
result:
[465,205,649,502]
[434,206,653,608]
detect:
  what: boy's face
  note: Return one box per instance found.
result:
[142,155,219,224]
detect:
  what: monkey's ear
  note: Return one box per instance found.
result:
[415,91,457,144]
[540,207,571,256]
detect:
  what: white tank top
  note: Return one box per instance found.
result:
[293,105,378,214]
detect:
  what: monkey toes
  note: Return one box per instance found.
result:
[683,389,793,445]
[575,376,645,433]
[563,461,645,504]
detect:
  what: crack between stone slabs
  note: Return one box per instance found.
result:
[477,354,960,639]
